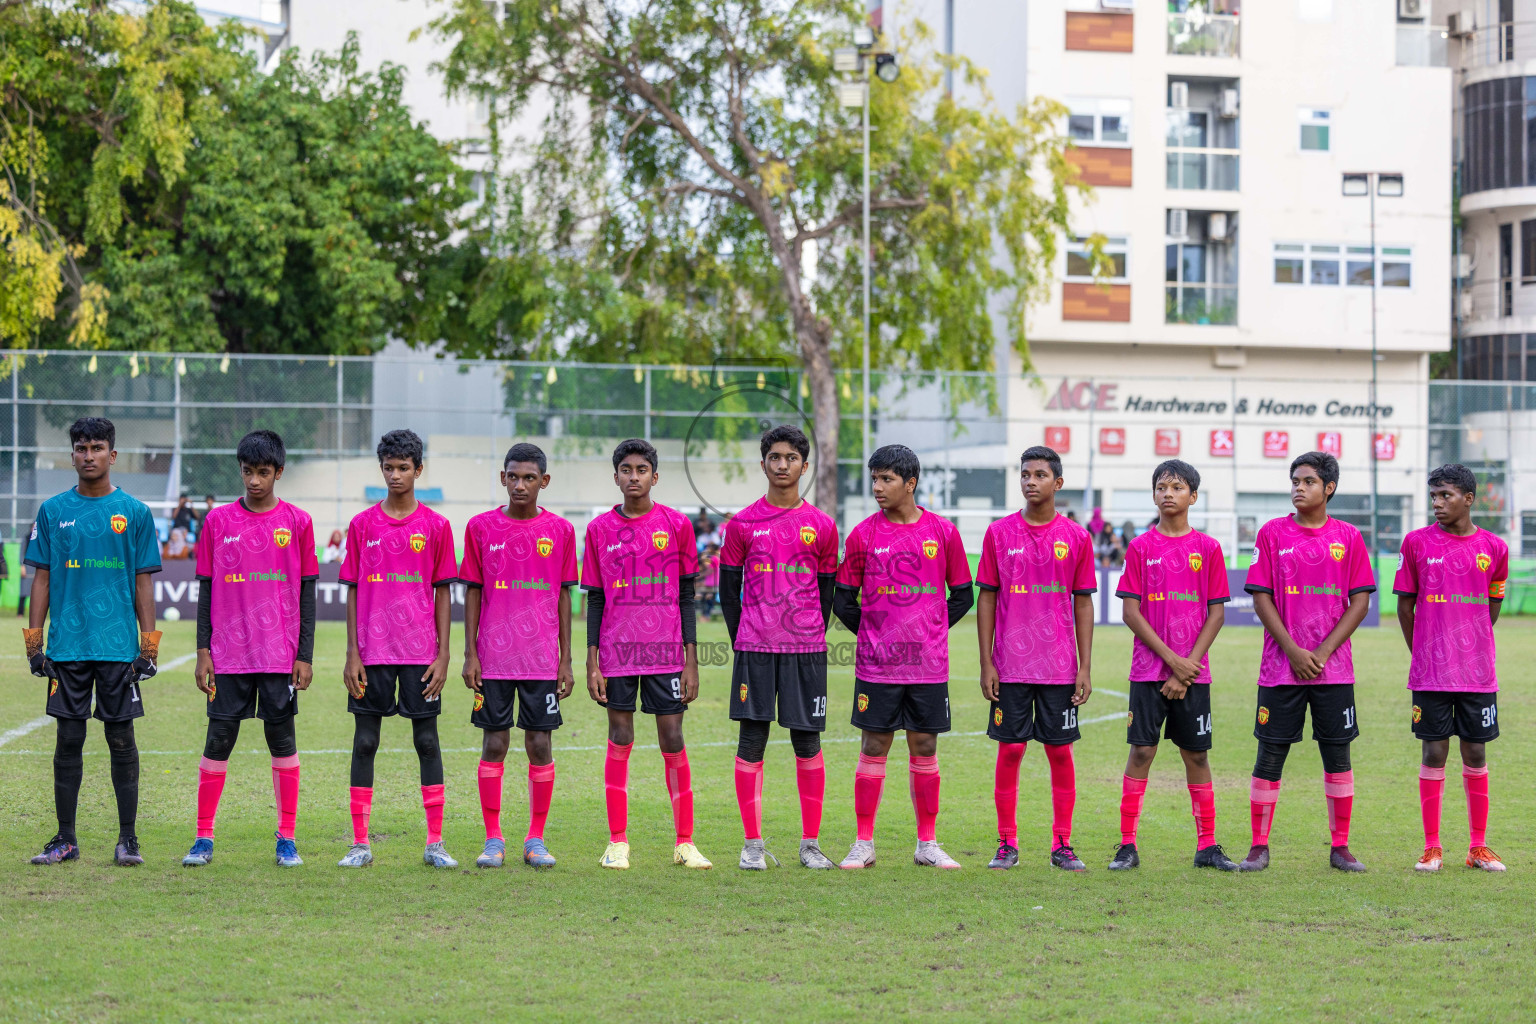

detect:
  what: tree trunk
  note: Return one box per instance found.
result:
[798,326,841,525]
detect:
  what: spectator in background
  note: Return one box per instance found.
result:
[1066,510,1079,524]
[697,542,721,622]
[1096,525,1117,568]
[323,529,345,563]
[16,528,30,616]
[1121,520,1138,548]
[171,494,195,534]
[693,509,712,538]
[164,526,190,559]
[203,494,217,521]
[1088,505,1106,536]
[695,515,720,555]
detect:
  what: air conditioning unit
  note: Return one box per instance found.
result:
[1167,208,1189,240]
[1398,0,1425,19]
[1100,0,1134,9]
[1458,292,1475,318]
[1456,252,1473,278]
[1447,10,1474,36]
[1220,88,1240,118]
[1170,80,1190,109]
[1208,212,1231,242]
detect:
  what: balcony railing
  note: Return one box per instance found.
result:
[1166,283,1238,325]
[1167,12,1239,57]
[1395,24,1449,67]
[1166,149,1240,190]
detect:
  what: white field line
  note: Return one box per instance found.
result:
[0,651,197,748]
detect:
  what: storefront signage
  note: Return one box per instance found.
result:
[1155,428,1180,456]
[1100,427,1126,455]
[1209,429,1234,457]
[1317,431,1343,457]
[1043,379,1394,420]
[1045,425,1071,452]
[1375,432,1397,460]
[1263,430,1290,458]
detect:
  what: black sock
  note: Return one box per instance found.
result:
[103,720,139,839]
[412,717,444,787]
[53,719,87,844]
[350,715,381,788]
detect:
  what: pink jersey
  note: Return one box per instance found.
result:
[837,508,970,684]
[718,497,839,653]
[976,512,1097,684]
[459,507,578,680]
[581,502,699,676]
[1115,528,1230,684]
[1392,524,1509,693]
[1244,515,1376,686]
[339,502,458,665]
[195,500,319,674]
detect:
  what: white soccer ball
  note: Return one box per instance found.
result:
[163,606,181,622]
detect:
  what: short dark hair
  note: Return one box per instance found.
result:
[237,429,286,470]
[1289,451,1340,502]
[612,437,658,472]
[377,429,424,468]
[1427,463,1477,497]
[504,442,548,474]
[760,424,810,460]
[68,417,114,450]
[1152,459,1199,493]
[869,444,920,483]
[1020,445,1063,480]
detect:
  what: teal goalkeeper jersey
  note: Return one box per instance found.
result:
[24,487,161,662]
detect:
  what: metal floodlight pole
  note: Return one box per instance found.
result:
[1369,181,1379,561]
[862,55,872,518]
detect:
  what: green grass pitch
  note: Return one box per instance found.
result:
[1,616,1534,1022]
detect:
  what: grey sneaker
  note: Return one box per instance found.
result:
[739,839,771,871]
[423,841,458,869]
[476,838,506,868]
[839,839,876,870]
[337,843,372,868]
[799,839,836,869]
[913,840,961,869]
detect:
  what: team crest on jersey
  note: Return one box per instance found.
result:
[49,679,57,697]
[652,530,669,552]
[1477,552,1491,573]
[410,533,426,553]
[1412,704,1422,724]
[1328,542,1345,562]
[1188,553,1202,573]
[857,692,869,712]
[1257,706,1270,725]
[739,683,748,703]
[1053,540,1069,561]
[993,706,1003,727]
[922,539,938,560]
[208,683,216,703]
[473,692,485,712]
[537,536,554,557]
[800,525,817,546]
[110,514,127,534]
[273,527,292,548]
[1126,710,1134,726]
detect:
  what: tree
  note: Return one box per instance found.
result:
[0,0,473,353]
[428,0,1092,519]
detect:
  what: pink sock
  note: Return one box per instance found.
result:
[349,786,372,845]
[854,753,887,842]
[270,754,300,840]
[1188,781,1216,850]
[477,760,504,841]
[527,762,555,842]
[1120,775,1148,846]
[604,741,631,843]
[196,757,228,840]
[1464,765,1490,847]
[1250,777,1281,846]
[662,749,694,845]
[1419,764,1445,849]
[909,755,940,843]
[421,783,445,845]
[994,743,1025,845]
[795,751,825,840]
[1043,743,1076,848]
[1324,770,1353,847]
[735,757,764,841]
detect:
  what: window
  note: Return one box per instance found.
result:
[1273,242,1412,288]
[1522,220,1536,284]
[1346,246,1374,287]
[1066,236,1128,281]
[1310,245,1340,285]
[1067,98,1132,147]
[1272,243,1304,283]
[1502,223,1515,315]
[1299,108,1330,151]
[1381,247,1412,287]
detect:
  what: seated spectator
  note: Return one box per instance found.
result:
[698,542,721,622]
[164,527,190,560]
[323,530,345,563]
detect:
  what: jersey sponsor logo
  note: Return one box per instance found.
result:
[1257,706,1270,725]
[651,529,669,552]
[873,545,891,555]
[1188,552,1203,572]
[1412,704,1422,724]
[605,541,624,553]
[1005,547,1026,556]
[409,533,427,553]
[800,525,817,546]
[857,692,869,712]
[59,519,75,529]
[739,683,748,703]
[366,539,381,548]
[111,514,127,534]
[66,559,80,569]
[273,527,292,548]
[1053,540,1069,560]
[537,536,554,557]
[1477,552,1491,572]
[1278,546,1295,556]
[1329,542,1345,562]
[223,535,242,544]
[993,706,1003,727]
[488,542,506,552]
[472,691,485,712]
[753,529,771,537]
[922,539,938,559]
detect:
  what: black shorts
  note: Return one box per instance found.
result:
[45,661,143,723]
[472,680,562,732]
[1253,684,1358,745]
[987,683,1079,745]
[350,664,442,719]
[1127,681,1213,751]
[1412,690,1499,742]
[729,651,828,731]
[851,681,951,734]
[604,673,686,716]
[207,672,297,723]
